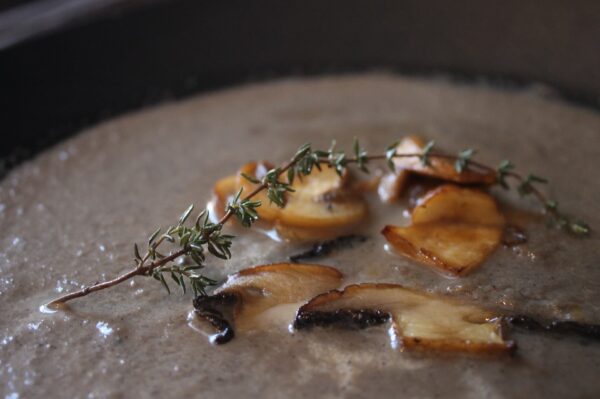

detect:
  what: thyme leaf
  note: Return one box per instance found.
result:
[454,148,475,173]
[420,140,435,166]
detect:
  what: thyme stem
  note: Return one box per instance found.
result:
[338,152,585,233]
[47,155,301,306]
[47,141,588,307]
[47,249,188,306]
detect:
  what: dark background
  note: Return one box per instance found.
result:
[1,0,600,173]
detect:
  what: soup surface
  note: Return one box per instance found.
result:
[1,74,600,398]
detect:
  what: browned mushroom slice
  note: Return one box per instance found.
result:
[212,161,283,221]
[194,263,343,343]
[377,170,411,203]
[213,163,367,240]
[382,184,505,276]
[412,185,505,226]
[378,136,497,202]
[392,136,497,185]
[382,224,503,275]
[294,283,514,353]
[289,164,348,196]
[273,222,366,242]
[277,167,367,232]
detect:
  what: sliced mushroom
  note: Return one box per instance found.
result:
[294,283,514,353]
[382,224,503,275]
[212,161,282,221]
[289,165,348,197]
[277,167,367,229]
[377,170,410,203]
[382,185,505,276]
[393,136,497,185]
[378,136,496,202]
[411,184,505,226]
[213,162,368,240]
[194,263,343,343]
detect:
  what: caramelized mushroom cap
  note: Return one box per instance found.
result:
[212,161,282,221]
[277,167,367,229]
[382,224,503,275]
[194,263,343,343]
[295,283,514,353]
[393,136,497,185]
[377,170,411,203]
[412,185,505,226]
[378,136,497,202]
[382,184,505,276]
[213,162,367,240]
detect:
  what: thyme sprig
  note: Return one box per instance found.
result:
[48,139,589,307]
[290,140,589,236]
[47,144,315,306]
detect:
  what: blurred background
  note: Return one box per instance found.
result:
[1,0,599,174]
